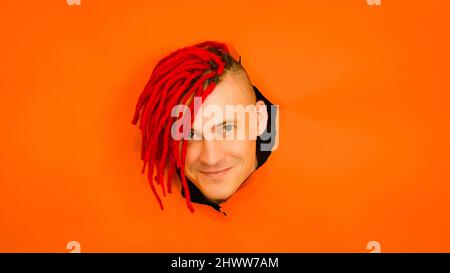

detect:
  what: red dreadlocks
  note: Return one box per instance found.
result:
[131,41,234,213]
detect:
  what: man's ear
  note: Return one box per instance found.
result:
[256,100,268,136]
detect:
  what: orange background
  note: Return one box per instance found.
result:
[1,0,450,252]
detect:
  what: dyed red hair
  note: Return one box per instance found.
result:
[131,41,238,212]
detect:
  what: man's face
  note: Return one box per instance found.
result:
[184,72,266,204]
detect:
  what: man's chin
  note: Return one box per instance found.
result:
[201,188,235,204]
[205,195,230,205]
[193,179,239,203]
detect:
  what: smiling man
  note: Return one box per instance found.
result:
[183,69,269,207]
[131,41,277,214]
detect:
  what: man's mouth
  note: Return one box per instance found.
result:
[199,166,233,178]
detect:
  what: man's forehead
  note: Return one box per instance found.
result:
[205,72,254,105]
[192,72,254,126]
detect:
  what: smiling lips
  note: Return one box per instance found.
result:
[199,166,233,178]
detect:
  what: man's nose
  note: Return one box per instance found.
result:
[198,139,224,166]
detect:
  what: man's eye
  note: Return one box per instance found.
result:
[189,131,202,140]
[221,124,236,136]
[224,124,234,132]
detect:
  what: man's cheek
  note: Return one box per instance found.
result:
[231,139,255,154]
